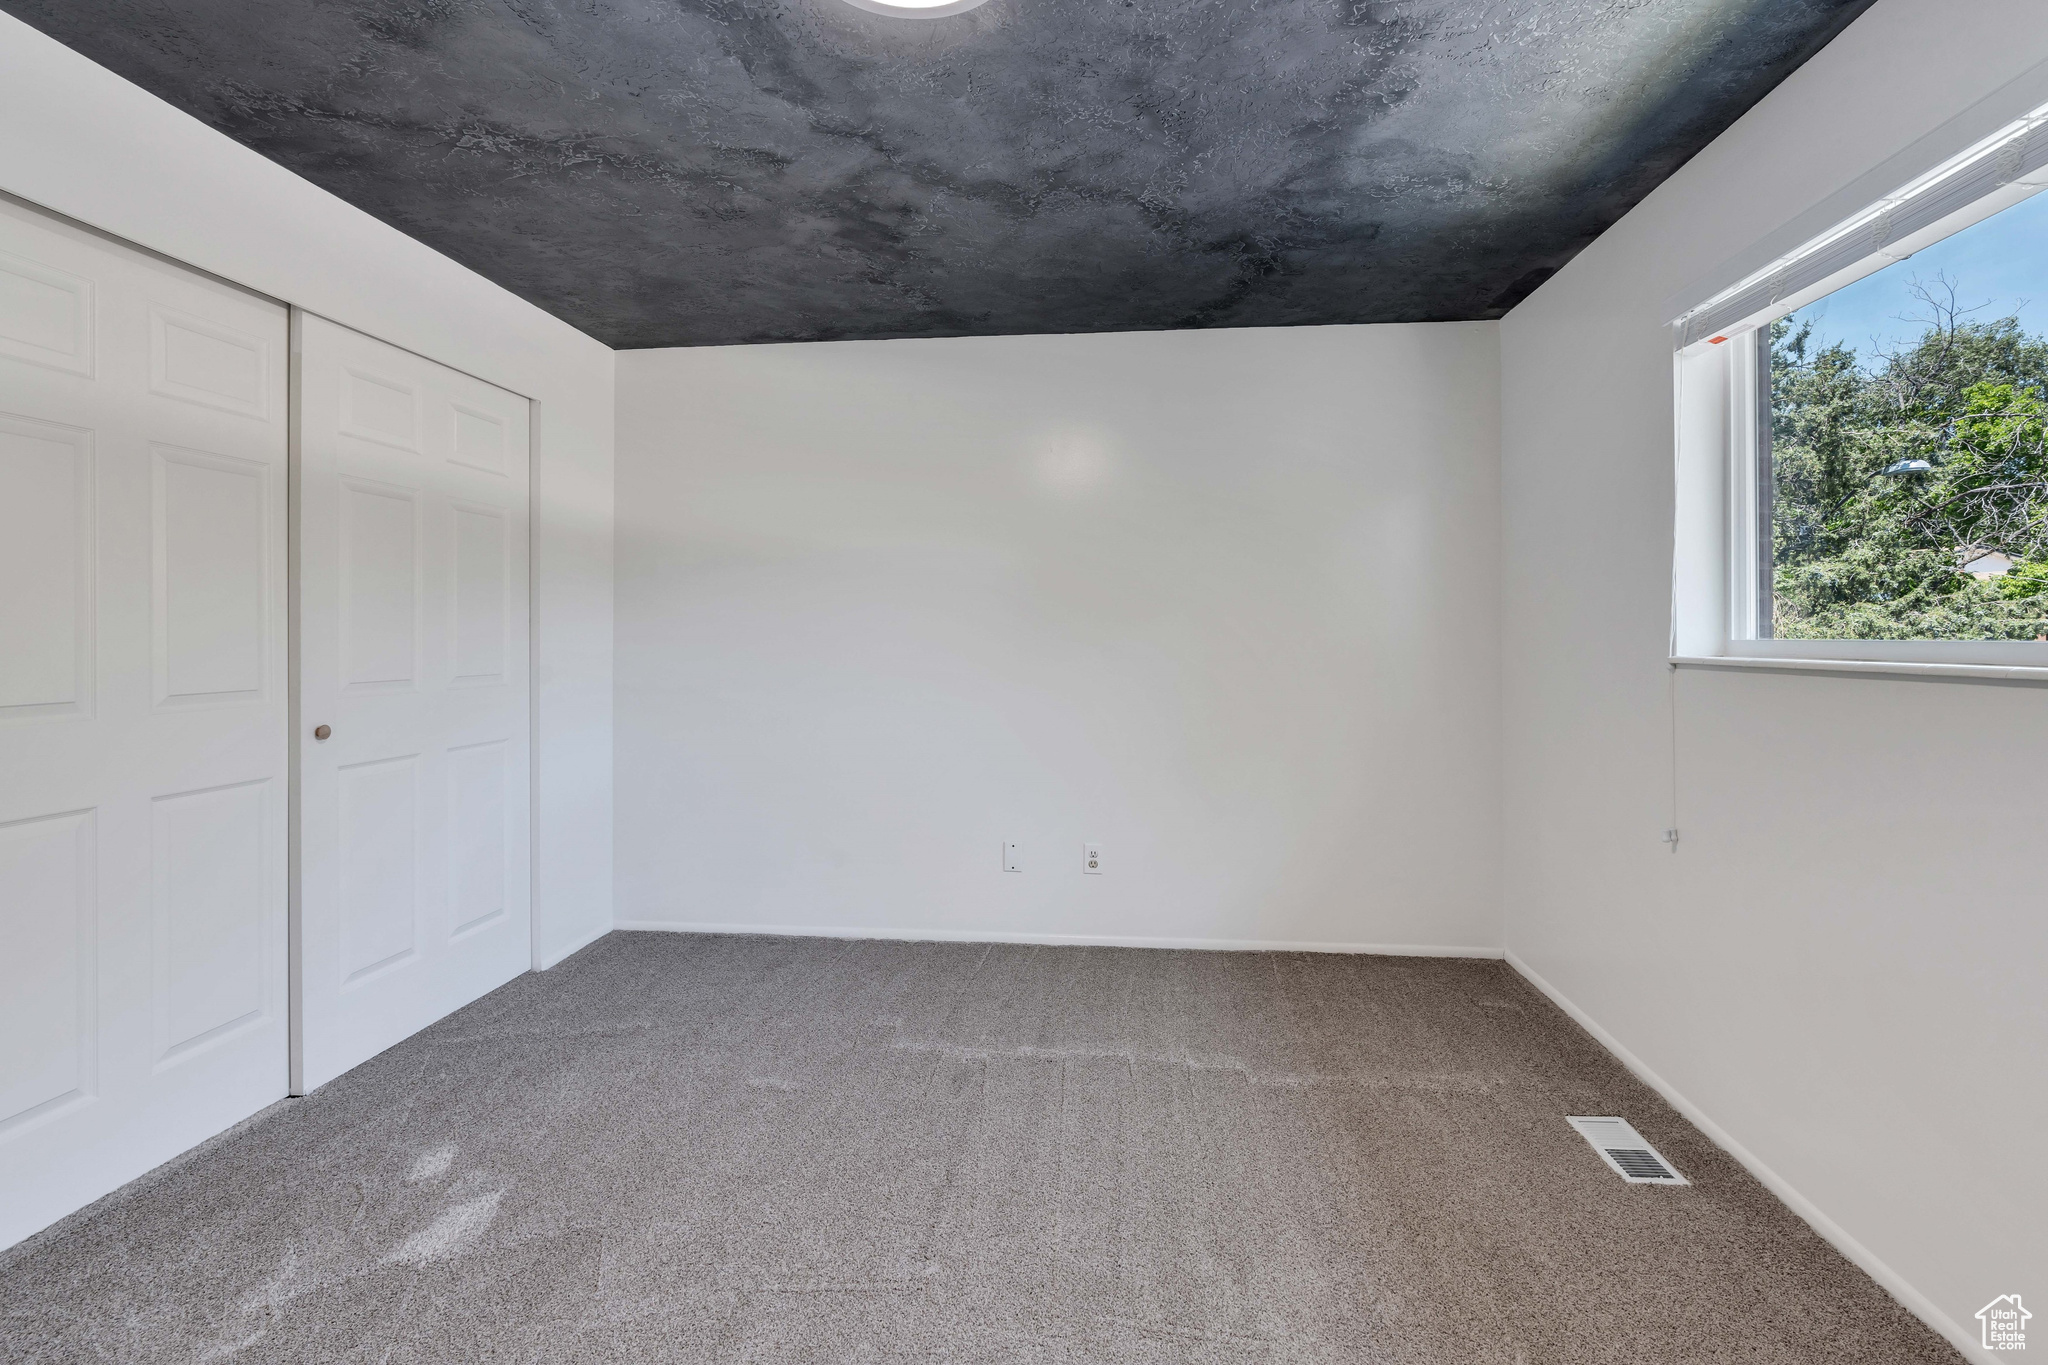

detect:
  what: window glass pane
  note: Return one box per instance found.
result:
[1766,190,2048,640]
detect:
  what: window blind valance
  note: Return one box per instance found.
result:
[1678,103,2048,348]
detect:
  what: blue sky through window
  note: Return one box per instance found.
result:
[1784,187,2048,364]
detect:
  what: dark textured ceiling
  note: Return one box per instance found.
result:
[3,0,1876,348]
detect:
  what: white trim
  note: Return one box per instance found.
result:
[1725,331,1768,644]
[535,918,610,971]
[1738,637,2048,667]
[1672,654,2048,683]
[526,397,543,972]
[614,920,1504,957]
[1503,949,1991,1365]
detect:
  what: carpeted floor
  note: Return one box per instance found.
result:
[1,932,1961,1364]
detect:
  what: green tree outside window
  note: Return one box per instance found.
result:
[1769,278,2048,640]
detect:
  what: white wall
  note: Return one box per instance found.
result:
[616,324,1500,952]
[0,14,615,969]
[1500,1,2048,1357]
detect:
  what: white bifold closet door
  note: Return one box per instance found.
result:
[292,313,530,1094]
[0,198,289,1248]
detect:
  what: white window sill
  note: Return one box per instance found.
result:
[1671,655,2048,683]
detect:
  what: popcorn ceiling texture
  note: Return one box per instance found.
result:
[0,933,1962,1363]
[2,0,1875,347]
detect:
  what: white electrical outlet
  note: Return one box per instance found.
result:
[1082,842,1102,874]
[1004,841,1022,872]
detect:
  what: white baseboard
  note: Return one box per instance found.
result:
[614,919,1504,958]
[534,918,611,971]
[1504,948,1988,1365]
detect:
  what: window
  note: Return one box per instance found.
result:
[1673,98,2048,670]
[1763,196,2048,641]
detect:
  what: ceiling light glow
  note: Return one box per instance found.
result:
[840,0,991,17]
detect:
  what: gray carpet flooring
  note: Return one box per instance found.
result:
[2,932,1961,1364]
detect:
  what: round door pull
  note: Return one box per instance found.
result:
[313,724,332,741]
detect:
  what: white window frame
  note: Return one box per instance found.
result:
[1671,94,2048,679]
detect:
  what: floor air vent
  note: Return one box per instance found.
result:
[1567,1116,1688,1185]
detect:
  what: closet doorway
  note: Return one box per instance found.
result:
[0,197,536,1249]
[290,313,533,1094]
[0,195,290,1247]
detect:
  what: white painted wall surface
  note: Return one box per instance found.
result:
[1500,1,2048,1356]
[616,324,1501,952]
[0,14,614,970]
